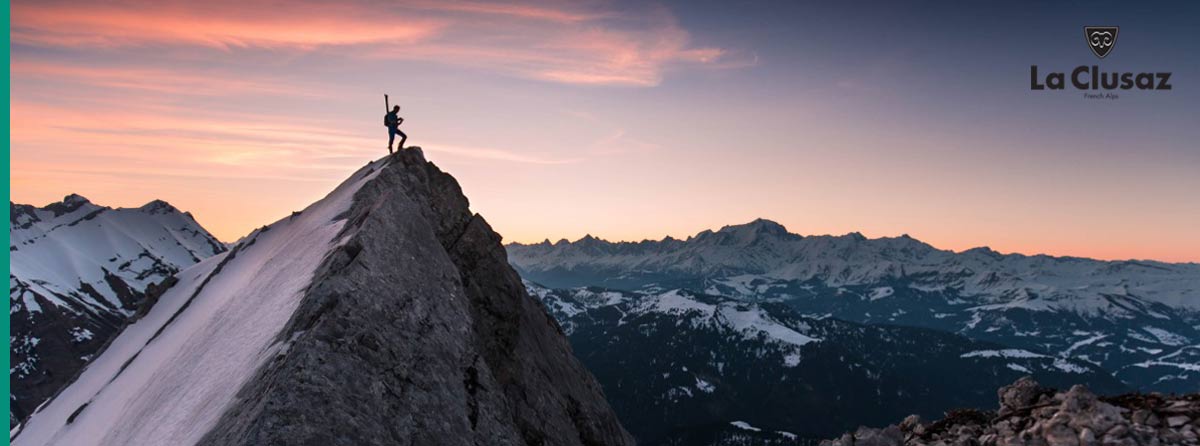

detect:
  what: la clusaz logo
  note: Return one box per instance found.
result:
[1031,26,1172,100]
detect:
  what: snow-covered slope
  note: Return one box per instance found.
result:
[508,220,1200,393]
[13,149,632,446]
[12,163,372,446]
[9,195,225,425]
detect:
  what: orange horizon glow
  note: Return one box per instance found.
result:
[10,0,1200,263]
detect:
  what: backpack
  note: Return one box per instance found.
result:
[384,113,398,127]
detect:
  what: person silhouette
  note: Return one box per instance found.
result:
[384,105,406,154]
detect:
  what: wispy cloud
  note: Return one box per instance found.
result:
[9,0,742,240]
[12,0,733,87]
[11,1,442,49]
[12,61,328,98]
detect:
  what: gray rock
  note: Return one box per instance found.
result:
[827,378,1199,446]
[1132,410,1152,425]
[999,377,1046,412]
[1078,427,1096,446]
[1061,385,1097,413]
[846,425,904,446]
[1044,423,1079,446]
[901,414,925,433]
[198,149,633,445]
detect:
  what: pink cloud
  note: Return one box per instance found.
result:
[12,1,443,49]
[404,0,612,23]
[12,0,734,86]
[11,61,330,98]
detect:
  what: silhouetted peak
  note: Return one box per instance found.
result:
[576,234,610,246]
[690,218,801,246]
[963,246,1004,260]
[44,194,97,217]
[717,218,789,236]
[139,199,179,215]
[63,194,91,206]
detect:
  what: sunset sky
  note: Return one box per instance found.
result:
[10,0,1200,262]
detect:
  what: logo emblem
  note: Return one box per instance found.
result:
[1084,26,1118,59]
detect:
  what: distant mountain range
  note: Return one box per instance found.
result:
[12,192,1196,445]
[9,195,225,425]
[509,219,1199,442]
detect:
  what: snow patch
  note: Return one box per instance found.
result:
[1052,358,1090,374]
[1142,326,1188,346]
[1006,363,1032,374]
[868,286,894,301]
[730,421,761,432]
[961,349,1046,359]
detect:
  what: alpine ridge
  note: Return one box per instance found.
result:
[9,195,226,425]
[12,148,633,446]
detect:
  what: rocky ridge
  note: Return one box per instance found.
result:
[201,148,634,445]
[12,148,633,446]
[822,377,1200,446]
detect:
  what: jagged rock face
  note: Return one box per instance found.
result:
[12,149,631,446]
[201,149,631,445]
[9,196,225,426]
[821,378,1200,446]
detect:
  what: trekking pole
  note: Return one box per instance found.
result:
[384,94,390,112]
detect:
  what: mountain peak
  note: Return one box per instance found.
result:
[43,193,98,217]
[577,233,610,246]
[717,218,790,235]
[702,218,799,245]
[963,246,1002,258]
[14,148,633,445]
[63,193,91,206]
[138,199,179,215]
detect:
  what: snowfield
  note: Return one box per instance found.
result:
[631,290,819,366]
[11,196,224,315]
[10,194,228,424]
[12,160,382,446]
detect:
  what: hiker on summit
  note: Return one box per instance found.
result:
[385,105,407,154]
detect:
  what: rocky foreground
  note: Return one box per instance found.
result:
[822,378,1199,446]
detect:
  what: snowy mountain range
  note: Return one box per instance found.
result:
[12,180,1195,445]
[528,283,1124,444]
[12,149,631,446]
[9,195,226,424]
[508,219,1200,396]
